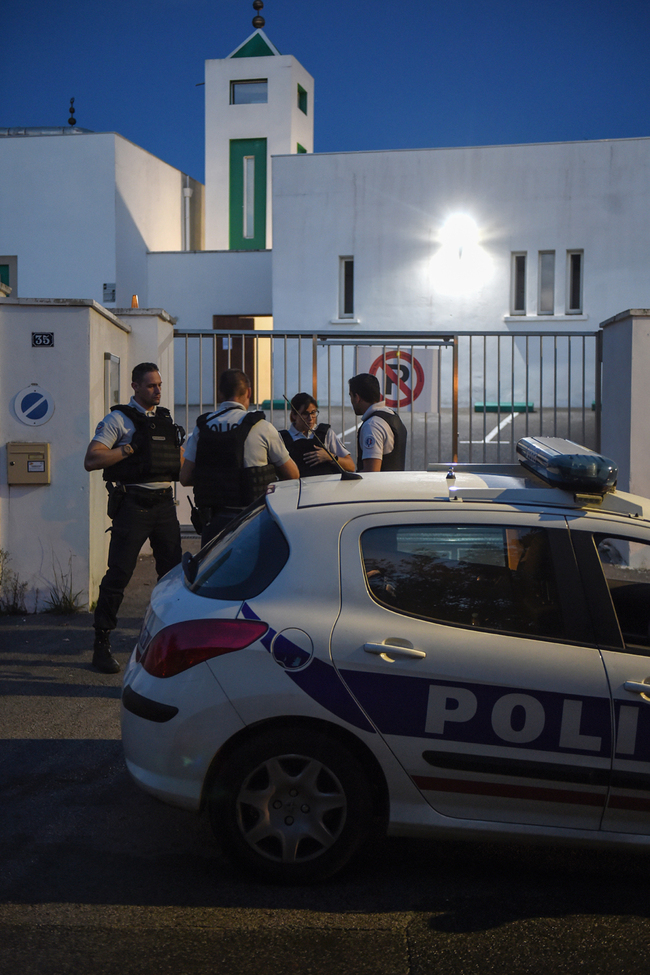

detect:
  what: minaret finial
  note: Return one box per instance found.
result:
[252,0,265,29]
[68,97,76,127]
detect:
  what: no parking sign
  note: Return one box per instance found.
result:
[357,348,438,412]
[13,384,55,426]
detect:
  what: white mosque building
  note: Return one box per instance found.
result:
[2,5,650,335]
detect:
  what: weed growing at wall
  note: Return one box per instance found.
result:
[45,553,85,614]
[0,549,29,615]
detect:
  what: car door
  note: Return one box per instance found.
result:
[569,518,650,836]
[330,507,613,830]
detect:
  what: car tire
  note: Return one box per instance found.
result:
[208,728,373,883]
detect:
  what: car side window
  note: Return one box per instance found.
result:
[595,534,650,650]
[361,523,565,639]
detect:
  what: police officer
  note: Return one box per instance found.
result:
[84,362,183,673]
[180,369,299,545]
[280,392,355,476]
[348,372,407,471]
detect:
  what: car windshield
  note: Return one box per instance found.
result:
[187,500,290,600]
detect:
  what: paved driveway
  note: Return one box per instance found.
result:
[2,550,650,974]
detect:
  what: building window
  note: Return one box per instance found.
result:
[511,253,526,315]
[230,80,268,105]
[297,143,307,154]
[243,156,255,239]
[538,251,555,315]
[297,84,308,115]
[339,257,354,318]
[0,255,17,296]
[567,251,583,313]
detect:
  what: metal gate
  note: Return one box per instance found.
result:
[174,329,601,468]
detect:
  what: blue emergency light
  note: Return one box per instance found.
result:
[516,437,618,494]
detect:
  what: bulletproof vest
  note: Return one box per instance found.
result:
[192,408,278,509]
[280,424,340,477]
[357,409,408,472]
[103,405,182,483]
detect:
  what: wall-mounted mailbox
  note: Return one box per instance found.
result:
[6,442,51,485]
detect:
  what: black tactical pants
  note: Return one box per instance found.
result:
[94,489,182,632]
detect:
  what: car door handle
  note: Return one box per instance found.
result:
[623,680,650,696]
[364,642,426,659]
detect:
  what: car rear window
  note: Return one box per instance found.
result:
[187,501,290,600]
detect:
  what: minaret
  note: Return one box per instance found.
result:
[204,1,314,250]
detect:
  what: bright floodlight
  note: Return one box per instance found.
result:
[440,214,479,251]
[431,213,491,295]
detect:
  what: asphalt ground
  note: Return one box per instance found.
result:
[2,538,650,974]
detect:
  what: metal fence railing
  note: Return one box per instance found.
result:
[174,328,601,468]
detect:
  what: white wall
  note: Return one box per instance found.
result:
[147,249,272,327]
[0,134,117,301]
[0,133,194,309]
[204,45,314,249]
[114,138,185,307]
[271,138,650,333]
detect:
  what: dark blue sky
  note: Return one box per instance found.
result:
[3,0,650,183]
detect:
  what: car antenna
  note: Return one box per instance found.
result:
[281,395,362,480]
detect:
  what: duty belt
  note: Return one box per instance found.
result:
[124,485,173,507]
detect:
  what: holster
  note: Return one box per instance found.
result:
[188,497,204,534]
[106,482,126,520]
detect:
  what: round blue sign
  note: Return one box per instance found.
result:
[14,385,55,426]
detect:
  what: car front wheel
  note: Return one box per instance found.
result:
[209,728,372,883]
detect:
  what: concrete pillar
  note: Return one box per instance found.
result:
[600,309,650,497]
[0,300,177,612]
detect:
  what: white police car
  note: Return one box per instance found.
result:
[121,438,650,882]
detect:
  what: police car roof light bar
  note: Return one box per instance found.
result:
[516,437,618,495]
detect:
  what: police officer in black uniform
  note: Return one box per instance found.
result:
[180,369,299,545]
[280,392,355,476]
[348,373,407,471]
[84,362,184,673]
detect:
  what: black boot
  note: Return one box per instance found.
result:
[92,629,120,674]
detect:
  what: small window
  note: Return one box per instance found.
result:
[189,501,290,600]
[243,156,255,239]
[361,523,565,640]
[538,251,555,315]
[567,251,583,313]
[297,143,307,154]
[230,80,268,104]
[596,535,650,650]
[339,257,354,318]
[511,253,526,315]
[297,84,308,115]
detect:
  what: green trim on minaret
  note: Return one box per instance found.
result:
[229,29,281,59]
[229,138,267,250]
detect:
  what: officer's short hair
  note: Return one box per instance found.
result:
[219,369,251,401]
[290,392,317,413]
[132,362,160,384]
[349,373,381,403]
